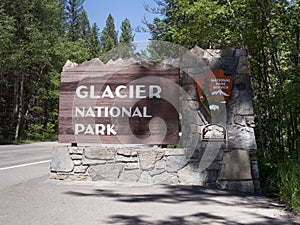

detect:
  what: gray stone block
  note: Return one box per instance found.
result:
[149,169,165,176]
[81,158,108,165]
[166,155,187,173]
[227,125,257,149]
[50,146,74,172]
[68,147,84,154]
[155,160,166,170]
[138,171,152,184]
[138,150,164,171]
[116,155,138,162]
[251,161,259,180]
[152,172,178,185]
[69,174,90,181]
[125,162,140,170]
[88,163,124,181]
[164,148,186,156]
[117,148,137,156]
[74,165,88,173]
[119,170,141,182]
[73,160,81,166]
[236,90,254,115]
[218,150,252,180]
[178,164,205,185]
[84,147,116,160]
[70,154,83,160]
[234,115,246,126]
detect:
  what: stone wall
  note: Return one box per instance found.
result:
[50,146,207,186]
[50,47,260,193]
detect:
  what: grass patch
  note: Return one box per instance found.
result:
[278,159,300,213]
[259,155,300,215]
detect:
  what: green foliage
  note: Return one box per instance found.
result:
[119,18,134,44]
[79,9,91,42]
[146,0,300,213]
[100,14,118,54]
[65,0,85,41]
[57,37,90,63]
[278,159,300,212]
[25,122,57,141]
[89,23,101,58]
[259,156,300,213]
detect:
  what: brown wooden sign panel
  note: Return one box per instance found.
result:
[59,59,179,144]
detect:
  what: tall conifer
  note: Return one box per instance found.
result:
[119,18,134,44]
[100,14,118,54]
[65,0,85,41]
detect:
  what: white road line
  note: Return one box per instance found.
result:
[0,160,50,171]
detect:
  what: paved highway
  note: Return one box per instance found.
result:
[0,142,58,191]
[0,142,54,168]
[0,142,298,225]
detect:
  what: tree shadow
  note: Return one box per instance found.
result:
[64,185,296,224]
[106,212,291,225]
[64,185,283,208]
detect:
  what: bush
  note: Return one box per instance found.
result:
[259,155,300,214]
[278,159,300,213]
[25,122,57,141]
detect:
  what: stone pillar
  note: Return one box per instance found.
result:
[180,47,260,193]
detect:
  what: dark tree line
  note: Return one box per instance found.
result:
[0,0,134,143]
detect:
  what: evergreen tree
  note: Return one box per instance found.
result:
[79,9,91,45]
[89,23,101,58]
[100,14,118,54]
[65,0,85,41]
[119,18,134,44]
[118,18,135,58]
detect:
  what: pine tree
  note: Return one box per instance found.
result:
[89,23,100,58]
[117,18,135,59]
[79,9,91,45]
[65,0,85,41]
[119,18,134,44]
[100,14,118,54]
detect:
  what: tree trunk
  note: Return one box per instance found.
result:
[15,74,24,141]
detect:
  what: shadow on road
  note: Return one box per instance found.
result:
[64,185,295,225]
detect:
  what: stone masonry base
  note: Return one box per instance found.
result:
[50,145,259,193]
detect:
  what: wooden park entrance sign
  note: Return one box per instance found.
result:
[58,58,179,144]
[52,48,260,193]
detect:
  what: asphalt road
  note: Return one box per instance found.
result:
[0,142,299,225]
[0,142,55,191]
[0,142,53,168]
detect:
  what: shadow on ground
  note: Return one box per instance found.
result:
[64,185,296,225]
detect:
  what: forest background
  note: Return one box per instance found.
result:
[0,0,299,214]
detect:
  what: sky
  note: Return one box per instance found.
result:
[83,0,157,42]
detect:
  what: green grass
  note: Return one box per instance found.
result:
[278,159,300,213]
[259,155,300,215]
